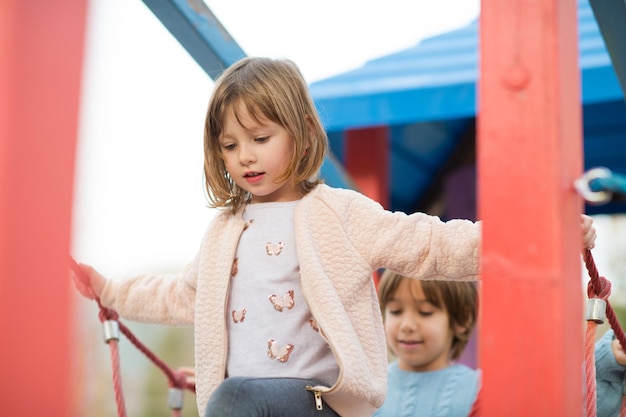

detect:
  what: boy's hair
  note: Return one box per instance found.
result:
[203,56,328,212]
[377,270,479,361]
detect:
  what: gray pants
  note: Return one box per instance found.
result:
[203,377,341,417]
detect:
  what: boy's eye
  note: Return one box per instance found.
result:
[388,309,402,316]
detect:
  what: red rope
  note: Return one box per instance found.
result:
[585,320,599,417]
[582,250,626,348]
[116,321,195,392]
[70,257,195,416]
[582,249,626,417]
[107,338,128,417]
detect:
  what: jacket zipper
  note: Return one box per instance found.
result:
[305,386,324,410]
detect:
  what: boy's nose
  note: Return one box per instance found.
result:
[400,315,418,332]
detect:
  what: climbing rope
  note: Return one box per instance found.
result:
[98,304,127,417]
[575,167,626,205]
[582,248,626,417]
[69,257,195,417]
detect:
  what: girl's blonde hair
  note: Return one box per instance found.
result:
[377,271,479,361]
[203,56,328,212]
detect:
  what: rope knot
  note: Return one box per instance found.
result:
[170,370,188,389]
[587,275,611,300]
[98,306,120,322]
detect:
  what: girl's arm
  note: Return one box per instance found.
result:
[72,255,200,325]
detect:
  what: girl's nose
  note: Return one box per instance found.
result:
[238,145,256,165]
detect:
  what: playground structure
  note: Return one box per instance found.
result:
[2,0,626,416]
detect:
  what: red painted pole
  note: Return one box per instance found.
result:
[478,0,584,415]
[0,1,87,415]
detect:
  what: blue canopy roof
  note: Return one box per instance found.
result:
[309,0,626,215]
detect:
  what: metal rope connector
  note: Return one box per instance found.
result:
[102,320,120,343]
[575,167,613,205]
[586,298,607,324]
[168,387,184,410]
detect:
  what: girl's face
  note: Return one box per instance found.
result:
[220,101,302,204]
[384,279,455,372]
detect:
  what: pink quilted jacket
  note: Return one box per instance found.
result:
[100,184,481,417]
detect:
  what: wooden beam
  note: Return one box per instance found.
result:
[478,0,584,415]
[0,1,87,415]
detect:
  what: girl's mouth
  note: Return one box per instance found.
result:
[244,171,264,183]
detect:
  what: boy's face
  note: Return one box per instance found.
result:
[219,101,301,204]
[383,279,455,372]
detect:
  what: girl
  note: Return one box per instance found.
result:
[374,271,480,417]
[72,56,596,417]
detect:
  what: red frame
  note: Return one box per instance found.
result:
[0,1,87,415]
[478,0,584,415]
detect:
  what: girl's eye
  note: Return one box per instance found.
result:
[255,136,269,143]
[419,311,434,317]
[388,309,402,316]
[222,143,236,151]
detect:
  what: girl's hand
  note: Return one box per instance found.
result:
[581,214,596,250]
[177,366,196,386]
[72,263,107,300]
[611,338,626,366]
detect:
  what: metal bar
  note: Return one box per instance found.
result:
[141,0,246,79]
[589,0,626,99]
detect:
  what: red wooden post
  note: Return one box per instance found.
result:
[0,1,87,415]
[345,126,390,209]
[478,0,584,415]
[345,126,389,288]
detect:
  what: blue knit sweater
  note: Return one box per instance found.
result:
[596,329,626,417]
[373,362,480,417]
